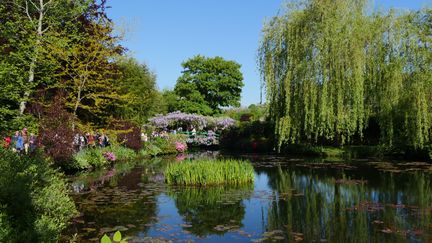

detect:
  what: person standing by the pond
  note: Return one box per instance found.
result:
[73,133,80,151]
[22,128,29,154]
[3,135,11,149]
[11,131,18,152]
[14,131,24,154]
[191,128,196,138]
[98,133,105,148]
[29,133,37,153]
[87,132,95,148]
[141,132,148,143]
[79,134,86,150]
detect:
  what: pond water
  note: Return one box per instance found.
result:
[64,151,432,242]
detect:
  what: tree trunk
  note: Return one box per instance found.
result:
[72,78,84,131]
[19,0,45,115]
[72,90,81,132]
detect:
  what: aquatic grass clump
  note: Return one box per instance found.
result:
[165,159,254,186]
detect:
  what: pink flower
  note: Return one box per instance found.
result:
[175,142,187,153]
[103,151,116,161]
[176,153,186,161]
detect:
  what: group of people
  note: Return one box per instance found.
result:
[2,128,37,154]
[149,127,197,139]
[150,130,170,139]
[73,132,110,151]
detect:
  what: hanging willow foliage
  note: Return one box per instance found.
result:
[259,0,432,149]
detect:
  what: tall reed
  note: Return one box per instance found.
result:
[165,159,254,186]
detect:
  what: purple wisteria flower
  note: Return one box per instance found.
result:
[148,111,236,131]
[215,117,236,130]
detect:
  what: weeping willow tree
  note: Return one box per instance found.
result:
[259,0,432,149]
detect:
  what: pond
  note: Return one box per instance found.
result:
[64,151,432,242]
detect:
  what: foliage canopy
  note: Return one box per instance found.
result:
[259,0,432,149]
[174,55,244,115]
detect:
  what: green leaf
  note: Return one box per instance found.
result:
[120,240,128,243]
[113,231,122,242]
[100,234,111,243]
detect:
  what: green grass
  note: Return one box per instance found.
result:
[164,159,255,186]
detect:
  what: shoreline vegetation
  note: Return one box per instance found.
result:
[0,147,77,242]
[164,159,255,186]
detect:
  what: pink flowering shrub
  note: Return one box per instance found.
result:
[175,141,187,153]
[103,151,116,162]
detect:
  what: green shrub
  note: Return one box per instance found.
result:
[143,134,188,156]
[0,206,12,242]
[0,147,77,242]
[74,148,104,169]
[165,159,255,186]
[73,145,137,169]
[111,145,137,161]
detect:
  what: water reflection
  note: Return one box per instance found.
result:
[65,154,432,242]
[264,165,432,242]
[168,185,253,236]
[66,157,167,241]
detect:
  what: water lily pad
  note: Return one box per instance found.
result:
[113,231,122,241]
[82,227,96,232]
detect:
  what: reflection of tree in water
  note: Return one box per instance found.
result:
[265,166,432,242]
[71,156,168,193]
[67,157,170,240]
[169,185,253,237]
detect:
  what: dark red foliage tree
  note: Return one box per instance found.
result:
[38,95,75,166]
[109,120,141,151]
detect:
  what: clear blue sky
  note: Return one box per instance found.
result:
[106,0,430,107]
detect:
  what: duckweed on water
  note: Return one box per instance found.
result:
[164,159,254,186]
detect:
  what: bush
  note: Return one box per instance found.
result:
[73,145,137,169]
[144,134,188,156]
[0,147,77,242]
[165,159,255,186]
[141,143,162,157]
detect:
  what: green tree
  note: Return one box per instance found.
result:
[114,57,160,124]
[0,0,86,129]
[48,18,123,129]
[160,89,179,114]
[174,55,244,115]
[258,0,432,149]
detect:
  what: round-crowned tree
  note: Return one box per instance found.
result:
[174,55,244,115]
